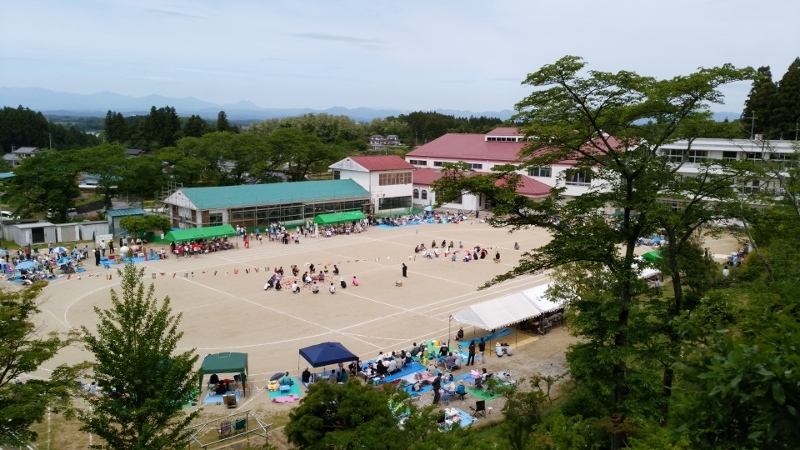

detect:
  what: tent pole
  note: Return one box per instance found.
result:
[447,315,452,349]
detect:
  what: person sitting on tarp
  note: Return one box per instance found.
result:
[215,382,228,395]
[302,368,311,383]
[455,327,464,341]
[281,372,293,386]
[209,374,220,385]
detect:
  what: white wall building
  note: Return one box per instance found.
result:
[329,155,416,213]
[660,138,798,195]
[405,127,597,212]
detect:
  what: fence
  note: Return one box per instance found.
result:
[184,409,271,449]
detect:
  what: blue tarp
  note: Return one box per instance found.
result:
[299,342,358,368]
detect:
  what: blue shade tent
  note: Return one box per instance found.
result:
[16,261,35,270]
[299,342,358,368]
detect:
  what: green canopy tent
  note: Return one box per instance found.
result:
[199,352,249,397]
[312,210,366,225]
[164,224,237,243]
[641,250,662,263]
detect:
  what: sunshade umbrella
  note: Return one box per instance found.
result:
[16,261,35,270]
[270,372,285,381]
[0,249,6,255]
[424,205,433,212]
[56,257,72,265]
[53,246,68,254]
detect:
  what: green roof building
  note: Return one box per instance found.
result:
[163,180,371,229]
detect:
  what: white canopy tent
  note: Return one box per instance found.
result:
[521,284,567,314]
[451,292,544,330]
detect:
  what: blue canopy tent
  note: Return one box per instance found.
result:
[298,342,359,379]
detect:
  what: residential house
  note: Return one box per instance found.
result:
[3,146,40,167]
[369,134,402,150]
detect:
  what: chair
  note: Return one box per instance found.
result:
[218,421,232,437]
[233,418,247,433]
[470,400,486,417]
[456,384,467,401]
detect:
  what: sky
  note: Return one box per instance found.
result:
[2,0,799,113]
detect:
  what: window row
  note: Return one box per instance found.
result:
[378,196,412,210]
[378,172,412,186]
[667,149,708,163]
[486,137,520,142]
[408,159,427,166]
[564,170,592,186]
[430,161,483,169]
[412,189,462,204]
[527,166,552,177]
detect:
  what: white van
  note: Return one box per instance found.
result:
[0,211,18,220]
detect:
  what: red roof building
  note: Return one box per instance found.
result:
[406,127,612,211]
[346,155,415,171]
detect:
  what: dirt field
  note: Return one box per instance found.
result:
[22,221,741,448]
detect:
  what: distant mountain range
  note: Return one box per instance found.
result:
[0,87,516,122]
[0,87,740,123]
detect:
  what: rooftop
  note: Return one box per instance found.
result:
[413,168,549,198]
[406,133,527,163]
[346,155,415,171]
[486,127,522,136]
[12,147,39,154]
[106,208,146,218]
[173,179,371,210]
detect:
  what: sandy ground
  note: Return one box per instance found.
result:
[20,222,741,448]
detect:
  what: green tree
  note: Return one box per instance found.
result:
[140,106,182,150]
[248,113,367,150]
[119,216,171,238]
[432,56,752,449]
[183,114,210,138]
[263,128,344,182]
[0,106,50,153]
[675,307,800,448]
[104,111,129,145]
[0,283,78,446]
[79,264,199,450]
[117,155,167,201]
[285,380,489,450]
[774,57,800,139]
[741,66,779,138]
[215,110,234,133]
[76,144,127,209]
[1,150,81,220]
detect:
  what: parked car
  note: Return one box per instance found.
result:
[0,210,18,220]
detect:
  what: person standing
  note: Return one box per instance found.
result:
[402,263,408,278]
[478,338,486,364]
[432,373,442,405]
[467,341,476,366]
[94,248,101,266]
[100,240,106,257]
[109,240,115,255]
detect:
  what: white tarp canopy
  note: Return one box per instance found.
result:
[633,257,660,280]
[451,292,544,330]
[521,284,567,314]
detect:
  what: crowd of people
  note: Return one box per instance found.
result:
[170,238,235,257]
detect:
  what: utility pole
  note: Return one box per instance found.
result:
[48,132,52,149]
[745,113,756,140]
